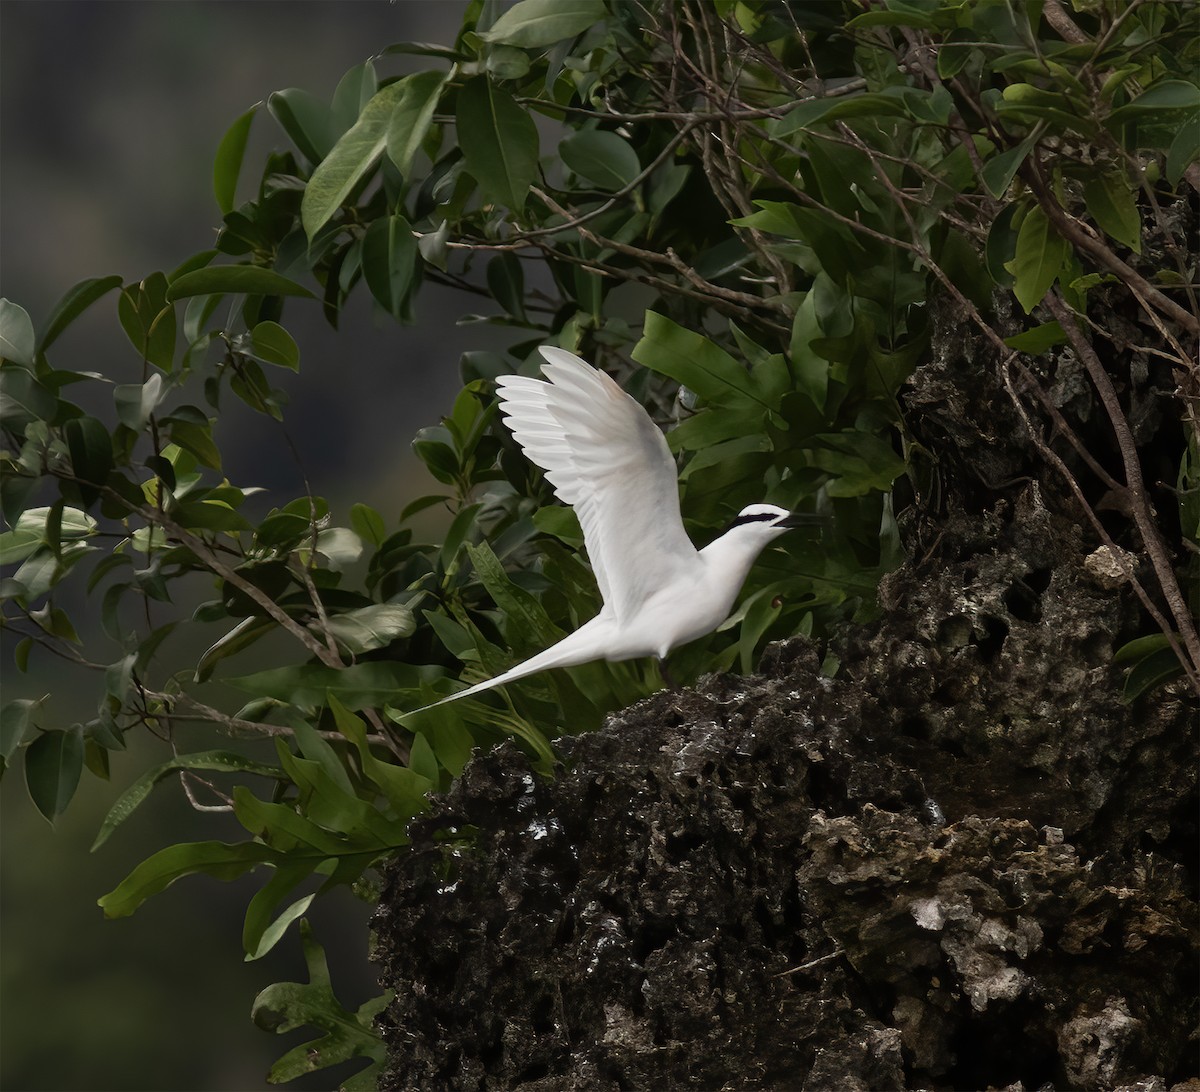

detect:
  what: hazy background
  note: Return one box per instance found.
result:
[0,3,499,1089]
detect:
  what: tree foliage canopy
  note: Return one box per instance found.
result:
[1,1,1197,1085]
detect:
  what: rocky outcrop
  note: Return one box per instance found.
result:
[372,494,1197,1090]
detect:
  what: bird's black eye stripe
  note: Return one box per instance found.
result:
[727,512,778,529]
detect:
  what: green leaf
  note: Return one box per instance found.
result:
[250,321,300,370]
[331,60,378,134]
[92,750,285,851]
[167,266,313,301]
[0,299,36,367]
[981,133,1037,199]
[323,604,416,655]
[385,70,447,176]
[194,618,274,683]
[1005,204,1068,313]
[228,662,443,712]
[1114,633,1186,701]
[247,886,318,962]
[64,416,114,505]
[0,526,44,566]
[456,75,539,210]
[1166,121,1200,186]
[233,786,348,854]
[0,366,57,426]
[362,214,419,320]
[409,730,440,787]
[267,87,335,164]
[845,9,936,29]
[38,275,123,352]
[213,103,258,214]
[24,727,84,823]
[0,506,97,566]
[1106,79,1200,125]
[771,90,910,137]
[561,129,641,191]
[1003,321,1066,353]
[328,694,431,816]
[113,373,164,431]
[1,698,43,769]
[466,539,562,649]
[98,840,275,918]
[477,0,604,47]
[350,502,386,547]
[251,920,388,1085]
[1083,171,1142,253]
[301,79,414,239]
[634,312,764,406]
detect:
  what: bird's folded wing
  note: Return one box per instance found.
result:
[496,347,697,622]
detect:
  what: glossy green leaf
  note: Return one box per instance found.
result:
[195,618,274,684]
[350,503,386,547]
[64,416,113,505]
[0,299,35,367]
[1,698,42,768]
[634,312,764,406]
[213,103,258,214]
[99,840,276,918]
[1106,80,1200,125]
[477,0,604,47]
[385,70,447,176]
[251,920,388,1084]
[328,694,431,816]
[772,90,910,137]
[408,731,439,786]
[24,727,84,823]
[301,79,414,239]
[467,539,562,649]
[113,373,164,431]
[167,266,313,301]
[0,526,44,566]
[93,750,286,850]
[1005,205,1068,313]
[250,321,300,370]
[0,366,57,425]
[0,506,96,566]
[1083,171,1142,252]
[981,133,1037,199]
[1003,322,1066,353]
[246,883,318,962]
[362,214,419,320]
[322,604,416,655]
[229,662,442,711]
[561,129,641,191]
[331,60,378,135]
[267,87,335,163]
[1115,633,1186,701]
[38,275,123,352]
[456,76,539,210]
[1166,121,1200,186]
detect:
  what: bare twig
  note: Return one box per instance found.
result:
[1043,293,1200,682]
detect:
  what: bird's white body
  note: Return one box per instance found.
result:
[419,347,810,709]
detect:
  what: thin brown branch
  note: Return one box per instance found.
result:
[999,355,1199,695]
[1043,293,1200,683]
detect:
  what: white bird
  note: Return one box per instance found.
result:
[420,346,817,709]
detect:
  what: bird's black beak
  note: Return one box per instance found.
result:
[777,512,829,529]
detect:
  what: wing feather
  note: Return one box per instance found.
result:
[496,347,696,621]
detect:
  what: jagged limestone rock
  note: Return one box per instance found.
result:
[372,498,1196,1090]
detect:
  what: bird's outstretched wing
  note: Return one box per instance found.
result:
[496,347,696,622]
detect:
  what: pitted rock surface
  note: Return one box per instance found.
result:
[373,502,1197,1092]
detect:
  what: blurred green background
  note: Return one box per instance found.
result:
[0,3,492,1089]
